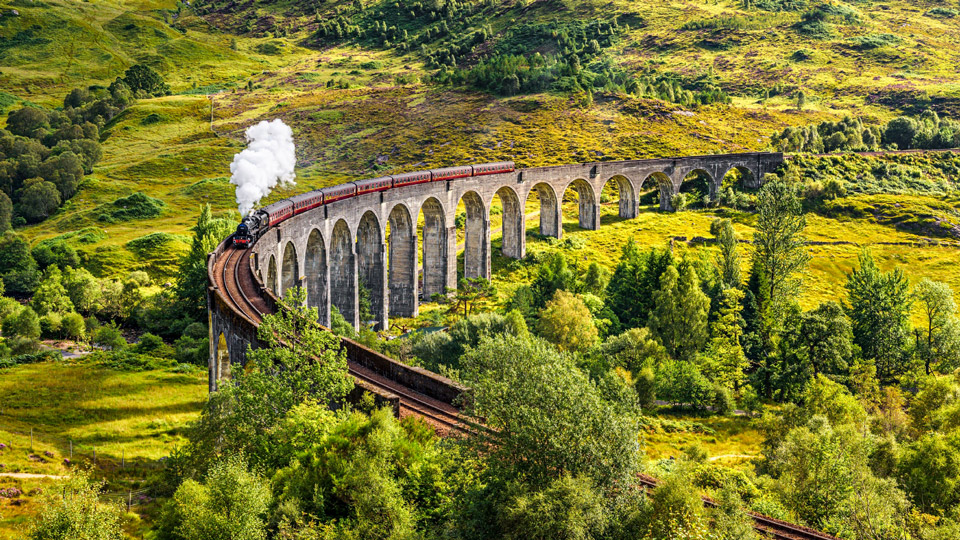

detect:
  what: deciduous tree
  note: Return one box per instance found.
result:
[914,278,960,375]
[846,251,911,381]
[537,290,598,353]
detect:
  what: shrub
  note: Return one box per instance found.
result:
[96,192,164,223]
[62,312,85,341]
[849,33,900,50]
[121,64,170,97]
[92,323,125,351]
[927,7,958,18]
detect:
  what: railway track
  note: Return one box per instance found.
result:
[215,244,839,538]
[213,245,473,434]
[636,474,840,540]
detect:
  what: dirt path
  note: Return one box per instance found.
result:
[0,472,67,480]
[708,454,755,462]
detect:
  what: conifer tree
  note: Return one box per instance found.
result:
[176,205,236,320]
[846,251,911,382]
[708,287,748,390]
[649,264,709,361]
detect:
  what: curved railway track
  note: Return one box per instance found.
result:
[637,474,840,540]
[213,245,472,434]
[213,246,837,538]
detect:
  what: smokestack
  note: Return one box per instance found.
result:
[230,119,297,217]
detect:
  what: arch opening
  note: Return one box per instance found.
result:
[717,166,757,210]
[494,186,524,260]
[304,229,329,325]
[330,219,357,328]
[267,254,278,296]
[525,182,561,239]
[601,174,638,221]
[419,197,448,300]
[280,241,299,298]
[678,169,713,209]
[388,204,418,318]
[356,211,386,329]
[456,191,488,282]
[643,171,675,211]
[561,178,599,230]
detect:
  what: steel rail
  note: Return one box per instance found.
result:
[636,474,840,540]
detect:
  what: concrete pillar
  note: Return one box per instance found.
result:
[304,231,330,327]
[580,200,601,230]
[500,191,525,259]
[659,181,675,211]
[280,242,298,298]
[444,225,458,290]
[318,264,331,328]
[330,222,358,329]
[619,194,638,219]
[463,216,489,280]
[422,206,447,299]
[356,215,387,330]
[388,216,418,318]
[537,185,562,239]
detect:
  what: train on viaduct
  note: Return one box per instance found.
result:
[207,151,783,401]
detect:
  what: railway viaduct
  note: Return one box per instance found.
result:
[208,152,783,390]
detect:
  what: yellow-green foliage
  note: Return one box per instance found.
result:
[0,361,205,538]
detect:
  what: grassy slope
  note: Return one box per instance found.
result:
[0,362,205,538]
[5,0,958,280]
[0,0,957,532]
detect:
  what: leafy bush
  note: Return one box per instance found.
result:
[0,350,59,370]
[849,33,900,50]
[96,192,164,223]
[927,7,957,18]
[92,322,126,350]
[92,350,176,371]
[126,232,180,258]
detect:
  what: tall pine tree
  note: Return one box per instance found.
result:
[176,205,237,321]
[649,264,709,361]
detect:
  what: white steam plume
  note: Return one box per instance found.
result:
[230,119,297,217]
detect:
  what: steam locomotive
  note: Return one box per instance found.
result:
[232,161,515,248]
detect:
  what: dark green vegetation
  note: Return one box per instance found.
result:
[772,112,960,153]
[0,64,172,227]
[4,0,960,538]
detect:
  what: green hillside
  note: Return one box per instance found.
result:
[5,1,960,539]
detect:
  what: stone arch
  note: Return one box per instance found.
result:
[458,191,489,281]
[679,168,713,208]
[602,174,638,219]
[562,178,600,230]
[280,241,299,298]
[644,171,675,211]
[330,219,358,328]
[357,210,387,329]
[526,182,561,239]
[304,229,329,326]
[388,203,417,318]
[216,332,231,380]
[494,186,524,259]
[720,165,757,192]
[267,254,278,296]
[419,197,448,299]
